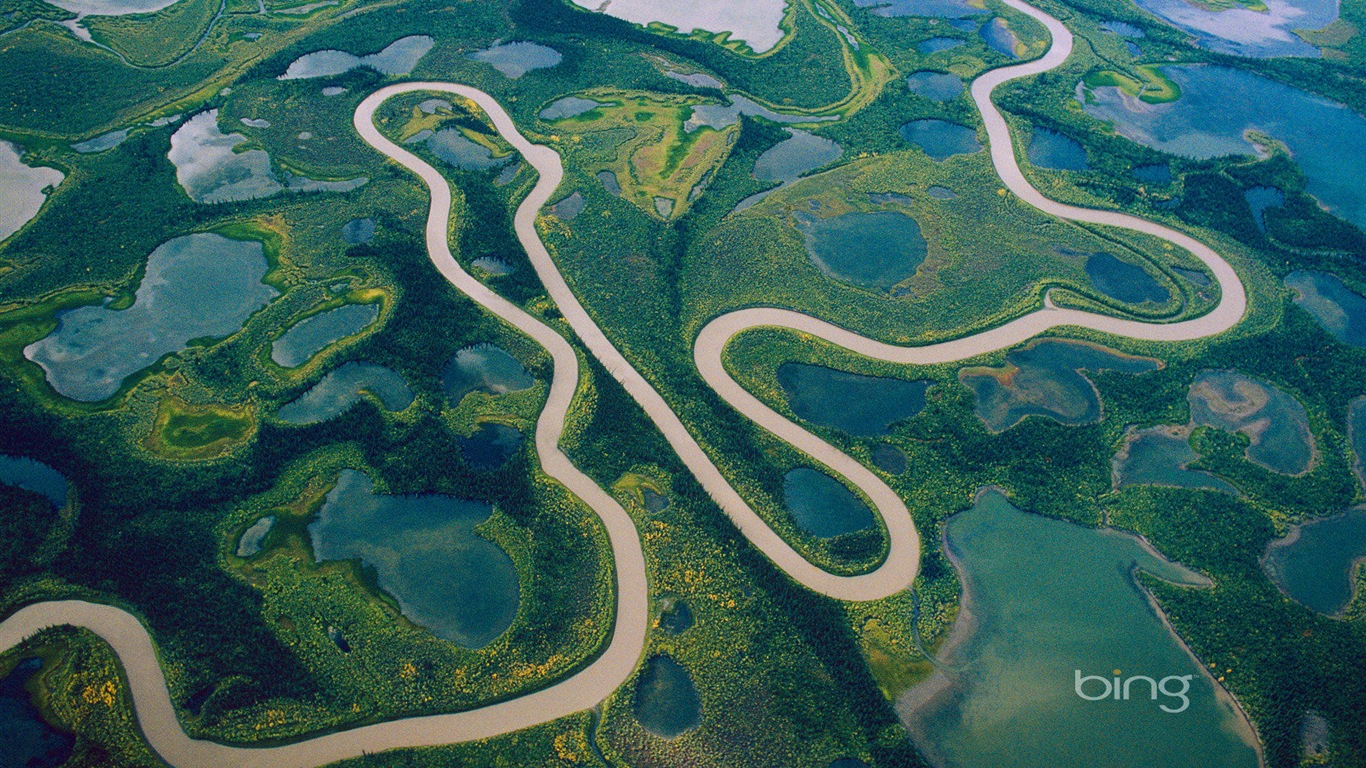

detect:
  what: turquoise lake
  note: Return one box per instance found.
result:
[309,469,519,649]
[961,340,1159,432]
[1130,0,1336,58]
[633,655,702,739]
[458,423,523,471]
[1188,370,1314,476]
[907,71,963,102]
[900,491,1260,768]
[783,467,875,538]
[800,210,927,290]
[271,303,380,368]
[1263,508,1366,616]
[277,362,414,424]
[777,363,930,436]
[0,456,69,509]
[1079,65,1366,231]
[1112,426,1236,494]
[1085,252,1170,305]
[1028,128,1088,171]
[24,233,278,402]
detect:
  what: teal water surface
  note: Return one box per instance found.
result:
[271,303,380,368]
[277,362,414,424]
[1284,270,1366,348]
[1263,509,1366,615]
[961,340,1159,432]
[777,363,930,436]
[1112,427,1236,494]
[1188,370,1314,475]
[633,655,702,739]
[0,456,69,509]
[309,469,519,648]
[468,42,561,79]
[782,468,875,538]
[25,233,278,402]
[900,119,981,161]
[1028,128,1088,170]
[279,36,433,79]
[800,210,927,290]
[0,658,73,768]
[907,71,963,102]
[901,490,1259,768]
[1085,252,1170,305]
[443,344,534,402]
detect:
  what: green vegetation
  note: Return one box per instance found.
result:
[145,393,257,460]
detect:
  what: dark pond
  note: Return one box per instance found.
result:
[872,444,908,474]
[918,37,966,53]
[0,658,73,768]
[777,363,930,436]
[1112,426,1236,494]
[907,71,963,102]
[341,217,375,244]
[1131,164,1172,185]
[1188,370,1314,476]
[271,303,380,368]
[659,600,694,635]
[1085,252,1170,304]
[1028,129,1089,171]
[309,469,519,648]
[633,655,702,739]
[443,344,535,401]
[801,210,927,290]
[783,468,875,538]
[458,423,523,471]
[1243,186,1283,232]
[899,119,981,161]
[1284,270,1366,348]
[0,456,68,509]
[1263,509,1366,615]
[236,515,275,558]
[277,362,414,424]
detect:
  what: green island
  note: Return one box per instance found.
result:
[1,0,1365,765]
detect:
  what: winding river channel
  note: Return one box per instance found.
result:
[0,0,1247,763]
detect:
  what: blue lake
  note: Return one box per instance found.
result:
[0,456,68,509]
[1263,508,1366,616]
[1188,370,1314,476]
[1131,164,1172,185]
[25,234,278,402]
[1284,270,1366,349]
[1113,426,1237,494]
[539,96,603,120]
[443,344,534,401]
[1243,187,1283,233]
[277,362,414,424]
[783,468,875,538]
[271,303,380,368]
[961,340,1159,432]
[279,35,433,79]
[1085,252,1170,304]
[0,658,73,768]
[1028,128,1088,171]
[907,71,963,102]
[1130,0,1336,58]
[633,655,702,739]
[980,17,1019,58]
[309,469,519,648]
[900,119,981,161]
[777,363,930,436]
[918,37,966,53]
[407,128,510,171]
[855,0,985,17]
[800,210,927,290]
[458,423,523,471]
[1080,65,1366,231]
[1,140,64,243]
[341,217,375,244]
[468,42,561,79]
[237,515,275,558]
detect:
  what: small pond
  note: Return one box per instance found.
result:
[341,217,375,244]
[1263,509,1366,616]
[900,490,1259,768]
[872,443,908,474]
[271,303,380,368]
[1100,21,1144,37]
[1244,186,1283,233]
[443,344,534,401]
[800,210,927,291]
[71,128,131,154]
[567,0,787,53]
[553,192,585,220]
[1112,426,1236,494]
[659,599,694,635]
[1131,164,1172,185]
[1188,370,1314,475]
[539,96,603,121]
[169,111,366,203]
[237,515,275,558]
[686,94,836,132]
[0,456,68,509]
[1084,252,1170,304]
[1028,128,1088,171]
[754,130,842,185]
[777,363,930,437]
[980,17,1019,58]
[918,37,966,53]
[927,186,957,199]
[899,119,981,161]
[279,35,433,79]
[1284,270,1366,349]
[1,141,64,243]
[782,467,875,538]
[855,0,985,17]
[277,362,414,424]
[309,469,519,648]
[25,233,278,402]
[961,340,1159,432]
[598,170,622,196]
[407,128,510,172]
[907,71,963,102]
[468,41,561,79]
[0,658,74,768]
[633,655,702,739]
[458,423,523,471]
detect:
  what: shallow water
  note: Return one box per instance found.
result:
[901,491,1259,768]
[309,469,519,648]
[443,344,534,401]
[899,119,981,161]
[907,71,964,102]
[0,658,74,768]
[538,96,603,121]
[1100,21,1144,37]
[0,141,64,243]
[1284,270,1366,349]
[468,42,561,79]
[666,70,725,89]
[1243,186,1283,233]
[71,128,131,154]
[918,37,966,53]
[1085,252,1169,304]
[658,600,693,634]
[980,17,1019,58]
[1264,508,1366,615]
[169,111,366,203]
[279,36,433,80]
[1131,164,1172,185]
[782,467,875,538]
[961,340,1159,432]
[686,94,836,132]
[236,516,275,558]
[568,0,787,53]
[598,170,622,196]
[341,217,375,244]
[856,0,985,17]
[409,128,510,172]
[753,130,842,184]
[1028,128,1088,171]
[553,192,585,220]
[633,655,702,738]
[777,363,930,436]
[1079,65,1366,231]
[1188,370,1314,475]
[25,234,278,402]
[271,303,380,368]
[0,456,69,509]
[277,362,413,424]
[800,210,927,290]
[458,423,523,471]
[1130,0,1336,57]
[873,443,909,474]
[927,185,957,199]
[1113,426,1236,494]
